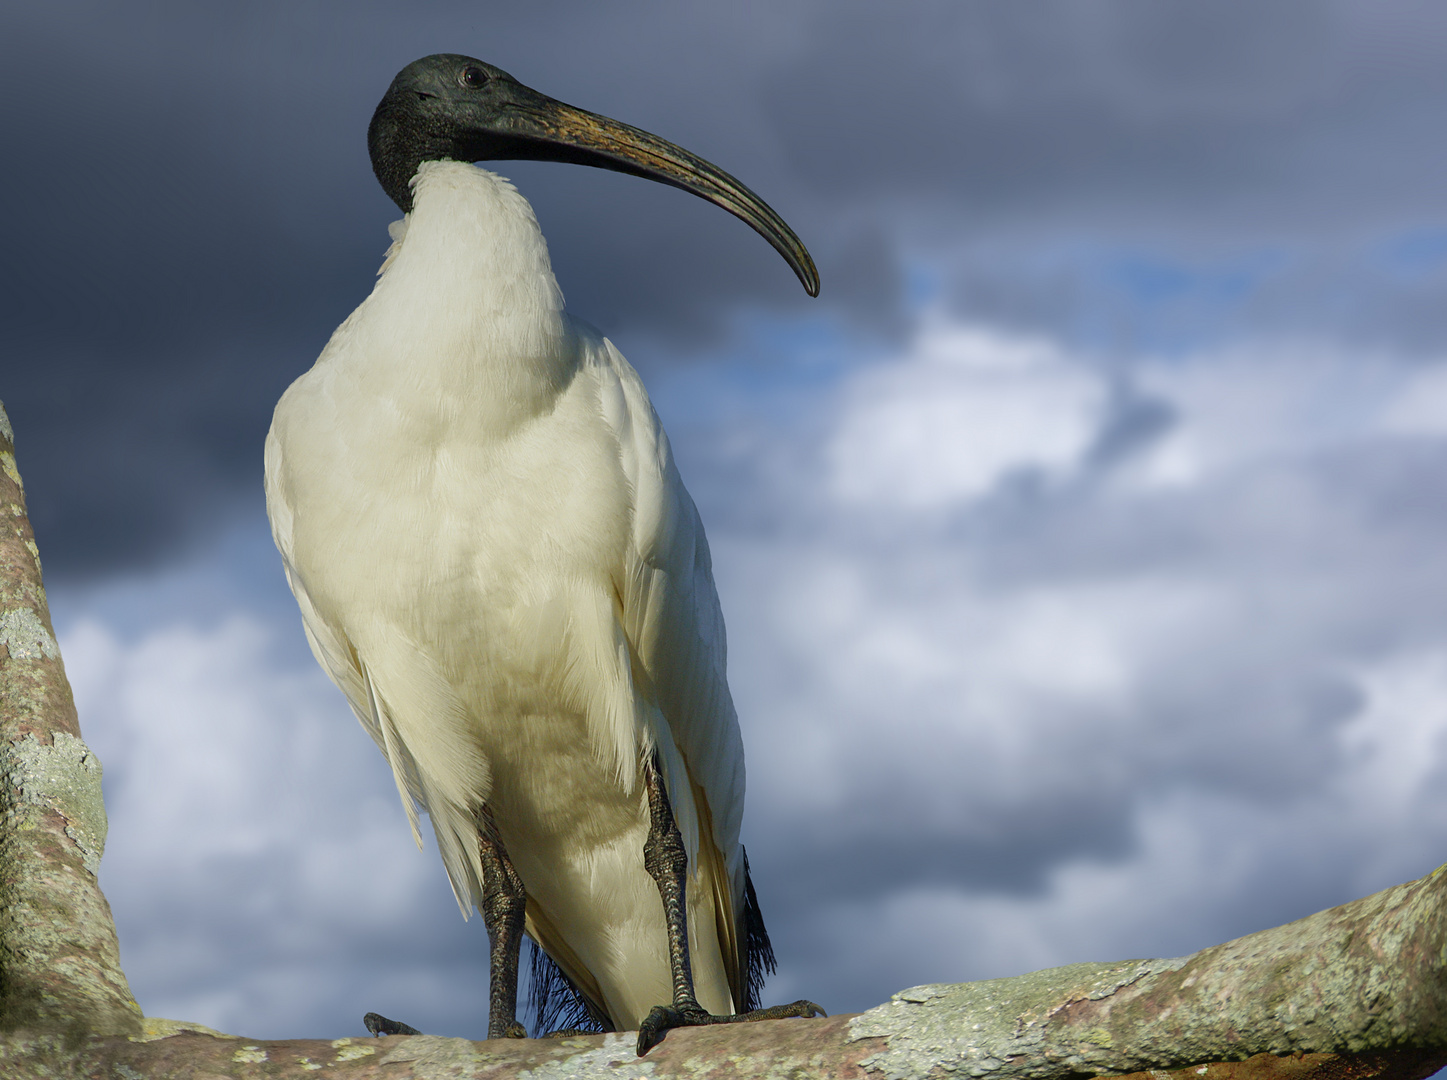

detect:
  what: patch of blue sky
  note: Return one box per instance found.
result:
[1376,225,1447,278]
[905,262,946,308]
[641,254,972,431]
[645,305,877,430]
[1090,246,1288,356]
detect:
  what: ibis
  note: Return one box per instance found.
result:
[264,54,822,1053]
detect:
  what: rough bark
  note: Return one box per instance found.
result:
[0,400,142,1038]
[3,851,1447,1078]
[3,397,1447,1077]
[3,831,1447,1079]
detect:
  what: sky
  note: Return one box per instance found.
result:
[7,0,1447,1043]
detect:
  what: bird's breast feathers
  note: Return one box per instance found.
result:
[274,339,636,690]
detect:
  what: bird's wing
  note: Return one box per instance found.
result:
[584,323,750,1006]
[264,427,489,918]
[263,427,426,831]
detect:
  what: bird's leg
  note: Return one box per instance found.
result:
[635,754,825,1055]
[642,753,702,1011]
[478,807,529,1040]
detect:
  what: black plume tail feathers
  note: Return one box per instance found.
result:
[526,845,779,1034]
[742,846,777,1013]
[526,938,611,1036]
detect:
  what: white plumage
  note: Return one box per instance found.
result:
[265,160,746,1027]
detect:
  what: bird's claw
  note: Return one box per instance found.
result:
[636,1002,708,1055]
[363,1012,421,1037]
[749,999,828,1022]
[635,999,827,1055]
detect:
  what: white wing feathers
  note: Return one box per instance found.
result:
[264,431,487,916]
[587,328,748,936]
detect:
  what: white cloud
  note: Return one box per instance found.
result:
[62,613,490,1039]
[1123,342,1447,489]
[1339,649,1447,827]
[1380,363,1447,438]
[826,322,1106,507]
[698,318,1447,1009]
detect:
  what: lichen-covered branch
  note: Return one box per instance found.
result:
[849,863,1447,1079]
[5,863,1447,1077]
[0,400,141,1037]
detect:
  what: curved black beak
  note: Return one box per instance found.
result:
[370,55,819,297]
[483,89,820,298]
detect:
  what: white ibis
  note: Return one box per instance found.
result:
[264,54,822,1053]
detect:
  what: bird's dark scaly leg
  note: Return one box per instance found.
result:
[479,806,529,1040]
[635,754,825,1055]
[642,752,701,1008]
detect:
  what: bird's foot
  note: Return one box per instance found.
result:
[363,1012,421,1037]
[635,998,826,1055]
[541,1028,602,1039]
[489,1019,528,1040]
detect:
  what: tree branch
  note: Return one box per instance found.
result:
[5,852,1447,1076]
[0,400,141,1038]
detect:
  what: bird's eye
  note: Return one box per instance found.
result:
[460,66,490,89]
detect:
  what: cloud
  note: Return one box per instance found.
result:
[66,613,495,1039]
[686,316,1447,1010]
[825,323,1106,506]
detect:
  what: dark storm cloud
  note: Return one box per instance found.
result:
[767,1,1447,228]
[761,1,1447,352]
[8,0,1447,579]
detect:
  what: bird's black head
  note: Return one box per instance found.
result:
[368,54,529,213]
[366,53,819,296]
